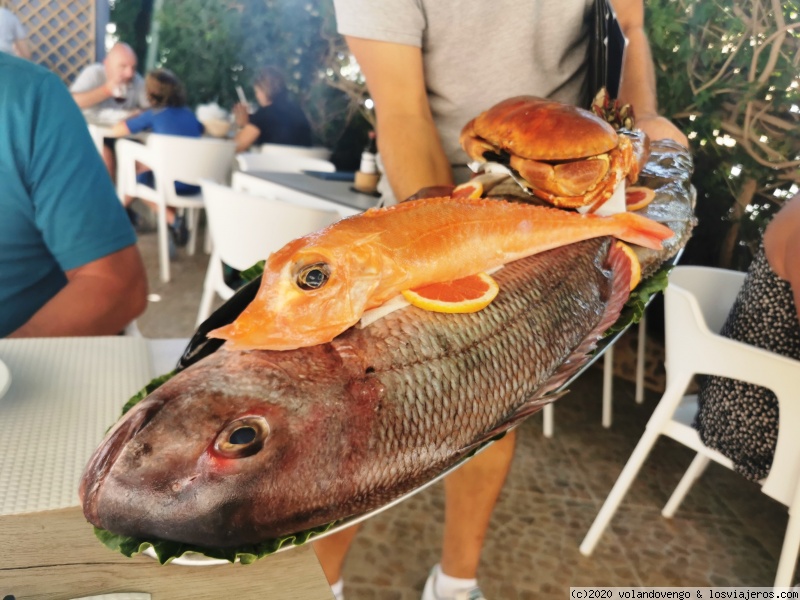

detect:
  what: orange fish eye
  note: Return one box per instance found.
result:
[214,416,270,459]
[294,262,331,291]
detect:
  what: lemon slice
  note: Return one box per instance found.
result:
[402,272,499,313]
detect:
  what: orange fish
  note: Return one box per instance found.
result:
[208,196,673,351]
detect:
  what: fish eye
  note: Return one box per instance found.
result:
[214,416,270,459]
[295,262,331,291]
[229,427,256,445]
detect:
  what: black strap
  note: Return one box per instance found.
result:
[585,0,626,107]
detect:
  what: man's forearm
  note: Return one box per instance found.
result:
[13,38,31,60]
[377,113,454,202]
[617,27,659,118]
[72,84,113,110]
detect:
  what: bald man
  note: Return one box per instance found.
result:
[71,43,148,111]
[71,43,149,177]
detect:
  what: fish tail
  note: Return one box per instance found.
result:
[610,211,674,250]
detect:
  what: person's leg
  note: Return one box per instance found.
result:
[440,430,516,578]
[313,523,361,585]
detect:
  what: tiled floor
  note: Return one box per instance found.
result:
[133,222,791,599]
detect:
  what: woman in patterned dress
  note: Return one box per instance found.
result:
[694,193,800,480]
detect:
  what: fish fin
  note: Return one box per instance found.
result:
[462,391,567,452]
[534,239,632,398]
[612,211,674,250]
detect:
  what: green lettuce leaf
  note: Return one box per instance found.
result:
[240,260,265,283]
[604,263,672,337]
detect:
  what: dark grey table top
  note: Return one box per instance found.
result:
[246,170,381,213]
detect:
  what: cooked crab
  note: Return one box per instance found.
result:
[459,96,648,210]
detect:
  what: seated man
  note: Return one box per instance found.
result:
[70,43,149,177]
[1,52,148,338]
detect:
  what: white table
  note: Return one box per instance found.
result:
[0,336,332,600]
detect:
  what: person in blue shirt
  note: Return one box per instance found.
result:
[0,53,148,338]
[109,68,204,246]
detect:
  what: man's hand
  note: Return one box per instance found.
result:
[233,103,250,128]
[636,114,689,148]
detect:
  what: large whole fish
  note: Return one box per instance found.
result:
[81,237,632,547]
[208,197,673,351]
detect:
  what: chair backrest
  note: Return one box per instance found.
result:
[665,265,800,505]
[147,134,236,196]
[236,152,336,174]
[200,180,340,272]
[260,143,332,161]
[668,266,747,334]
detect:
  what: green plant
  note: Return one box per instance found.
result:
[153,0,245,109]
[110,0,153,71]
[646,0,800,269]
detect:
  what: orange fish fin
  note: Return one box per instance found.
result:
[612,211,674,250]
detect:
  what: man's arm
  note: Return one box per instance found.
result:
[71,82,115,110]
[611,0,688,146]
[345,36,453,202]
[108,120,132,137]
[9,245,148,338]
[13,37,31,60]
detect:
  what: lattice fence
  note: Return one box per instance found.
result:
[4,0,99,83]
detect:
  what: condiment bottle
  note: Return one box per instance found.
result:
[355,131,380,193]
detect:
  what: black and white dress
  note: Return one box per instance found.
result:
[694,245,800,481]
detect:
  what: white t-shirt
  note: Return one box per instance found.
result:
[70,63,149,112]
[334,0,593,171]
[0,8,26,55]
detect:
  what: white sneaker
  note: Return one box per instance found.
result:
[421,566,487,600]
[331,578,345,600]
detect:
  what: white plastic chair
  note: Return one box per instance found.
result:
[600,315,649,422]
[236,152,336,174]
[260,143,332,161]
[116,134,236,283]
[196,181,340,326]
[580,265,800,587]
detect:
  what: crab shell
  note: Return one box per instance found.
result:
[459,96,643,209]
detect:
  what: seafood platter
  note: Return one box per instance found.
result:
[80,95,696,564]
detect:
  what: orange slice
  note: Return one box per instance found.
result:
[625,186,656,211]
[616,241,641,290]
[402,272,499,313]
[452,181,484,198]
